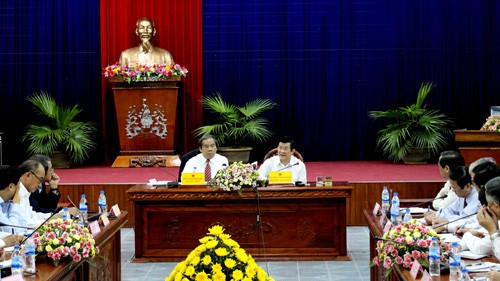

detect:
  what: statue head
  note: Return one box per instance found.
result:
[135,17,156,42]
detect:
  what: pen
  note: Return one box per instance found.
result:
[435,209,442,219]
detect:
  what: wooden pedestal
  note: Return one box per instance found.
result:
[454,130,500,165]
[110,77,181,167]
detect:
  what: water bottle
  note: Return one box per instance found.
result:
[460,267,471,280]
[11,245,23,275]
[390,192,400,225]
[428,237,440,276]
[98,190,108,216]
[403,208,412,222]
[381,186,390,213]
[62,207,70,221]
[79,194,88,223]
[23,234,36,274]
[449,241,461,281]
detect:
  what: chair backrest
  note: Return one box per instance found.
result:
[178,148,201,181]
[263,148,304,163]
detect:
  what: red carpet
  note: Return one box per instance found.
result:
[55,161,444,184]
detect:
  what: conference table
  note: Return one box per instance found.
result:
[364,209,494,280]
[22,211,128,281]
[127,182,352,262]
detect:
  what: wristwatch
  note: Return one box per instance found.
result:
[51,188,60,195]
[490,230,500,241]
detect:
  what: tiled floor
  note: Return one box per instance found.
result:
[120,226,370,281]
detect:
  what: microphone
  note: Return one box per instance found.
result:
[277,162,299,171]
[431,212,478,229]
[0,221,33,230]
[402,195,448,210]
[20,206,64,244]
[157,167,180,188]
[250,161,258,170]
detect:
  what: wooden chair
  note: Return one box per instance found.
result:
[263,148,304,163]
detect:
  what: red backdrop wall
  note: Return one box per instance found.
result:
[99,0,203,162]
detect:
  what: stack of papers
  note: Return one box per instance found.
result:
[438,233,461,243]
[464,261,500,272]
[460,250,489,260]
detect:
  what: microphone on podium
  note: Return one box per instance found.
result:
[277,162,299,172]
[158,168,180,188]
[402,194,448,210]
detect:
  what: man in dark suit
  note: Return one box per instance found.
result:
[28,155,60,213]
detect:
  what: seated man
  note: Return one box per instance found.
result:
[427,166,480,233]
[0,166,29,243]
[258,136,307,183]
[28,155,61,213]
[432,151,464,210]
[181,135,228,182]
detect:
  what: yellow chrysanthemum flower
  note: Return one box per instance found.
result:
[206,240,219,249]
[212,271,226,281]
[185,266,195,276]
[74,242,81,250]
[202,254,212,265]
[191,256,200,266]
[223,238,238,248]
[235,250,248,263]
[45,245,53,252]
[215,247,229,257]
[224,258,236,269]
[199,236,213,244]
[232,269,244,280]
[212,263,222,273]
[219,233,231,240]
[195,244,207,253]
[209,225,225,236]
[242,278,252,281]
[195,271,209,281]
[175,272,183,281]
[257,268,268,281]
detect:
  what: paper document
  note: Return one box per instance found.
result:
[460,250,489,260]
[464,261,500,272]
[438,233,461,243]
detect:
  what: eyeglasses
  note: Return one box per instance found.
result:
[30,171,44,184]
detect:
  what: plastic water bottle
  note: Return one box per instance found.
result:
[403,208,412,222]
[449,241,461,281]
[390,192,400,225]
[98,190,108,216]
[460,267,471,280]
[79,194,88,223]
[23,234,36,274]
[381,186,390,213]
[11,245,23,275]
[62,207,70,221]
[428,237,440,276]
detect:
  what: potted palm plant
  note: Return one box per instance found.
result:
[193,92,278,163]
[21,92,97,167]
[368,82,453,163]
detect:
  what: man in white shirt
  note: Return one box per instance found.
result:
[258,136,307,183]
[0,165,30,245]
[429,166,480,233]
[432,151,464,210]
[17,160,52,228]
[182,135,228,182]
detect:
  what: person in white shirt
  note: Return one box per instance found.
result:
[258,136,307,184]
[182,135,228,182]
[432,151,464,210]
[428,166,480,233]
[17,160,52,228]
[0,165,30,245]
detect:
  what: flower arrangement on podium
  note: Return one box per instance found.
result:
[103,62,188,83]
[481,114,500,133]
[167,225,274,281]
[370,219,450,277]
[33,218,100,267]
[208,161,261,195]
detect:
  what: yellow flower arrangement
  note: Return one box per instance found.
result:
[166,225,274,281]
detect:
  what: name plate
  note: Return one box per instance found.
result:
[372,203,381,216]
[89,220,101,236]
[110,204,121,217]
[181,172,205,185]
[268,171,292,184]
[100,213,110,227]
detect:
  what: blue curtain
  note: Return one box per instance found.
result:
[203,0,500,161]
[0,0,101,164]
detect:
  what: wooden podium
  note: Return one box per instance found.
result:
[454,129,500,165]
[110,76,182,167]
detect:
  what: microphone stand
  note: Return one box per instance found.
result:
[431,212,478,229]
[403,195,448,210]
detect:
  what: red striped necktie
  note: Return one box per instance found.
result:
[205,159,211,181]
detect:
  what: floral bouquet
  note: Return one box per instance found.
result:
[371,219,450,277]
[481,114,500,133]
[166,225,274,281]
[208,161,261,195]
[33,218,100,267]
[103,62,188,83]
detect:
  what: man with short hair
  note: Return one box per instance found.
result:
[258,136,307,183]
[181,135,229,182]
[119,17,174,66]
[432,150,465,210]
[28,155,60,213]
[0,165,29,244]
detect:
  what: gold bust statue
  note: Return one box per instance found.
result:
[119,17,174,66]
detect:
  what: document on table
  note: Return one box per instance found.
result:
[460,250,489,260]
[438,233,461,243]
[464,261,500,272]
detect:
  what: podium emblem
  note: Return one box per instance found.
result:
[125,98,168,139]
